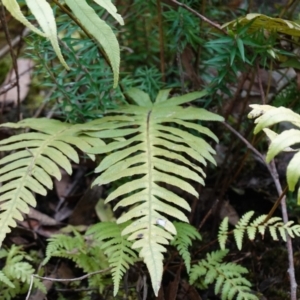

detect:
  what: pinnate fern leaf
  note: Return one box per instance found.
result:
[190,250,258,300]
[171,221,201,273]
[88,88,223,295]
[219,211,300,250]
[0,118,104,248]
[87,221,137,295]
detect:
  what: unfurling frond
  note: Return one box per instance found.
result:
[87,221,137,295]
[190,250,258,300]
[171,222,201,273]
[219,211,300,250]
[88,88,223,295]
[0,118,104,248]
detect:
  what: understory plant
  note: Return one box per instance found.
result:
[0,87,224,296]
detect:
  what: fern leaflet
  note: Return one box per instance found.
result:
[171,221,201,273]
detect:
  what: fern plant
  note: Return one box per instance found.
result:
[0,245,45,300]
[248,104,300,204]
[218,211,300,250]
[87,87,223,295]
[0,88,223,296]
[43,228,110,293]
[190,249,258,300]
[86,221,137,295]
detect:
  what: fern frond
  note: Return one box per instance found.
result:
[43,231,86,265]
[0,118,104,248]
[219,211,300,250]
[190,250,258,300]
[43,229,109,293]
[88,88,223,295]
[87,221,137,295]
[171,221,201,273]
[0,245,46,296]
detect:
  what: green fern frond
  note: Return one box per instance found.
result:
[87,221,137,295]
[43,232,85,265]
[43,229,109,293]
[88,88,223,295]
[190,250,258,300]
[0,245,46,298]
[171,221,201,273]
[219,211,300,250]
[0,118,104,248]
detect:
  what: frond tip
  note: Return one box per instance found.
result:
[89,88,223,295]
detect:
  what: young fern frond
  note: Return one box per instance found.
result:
[171,221,201,273]
[190,250,258,300]
[219,211,300,250]
[43,231,86,266]
[248,104,300,203]
[0,118,104,248]
[87,221,137,295]
[88,88,223,295]
[43,230,109,293]
[0,245,45,299]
